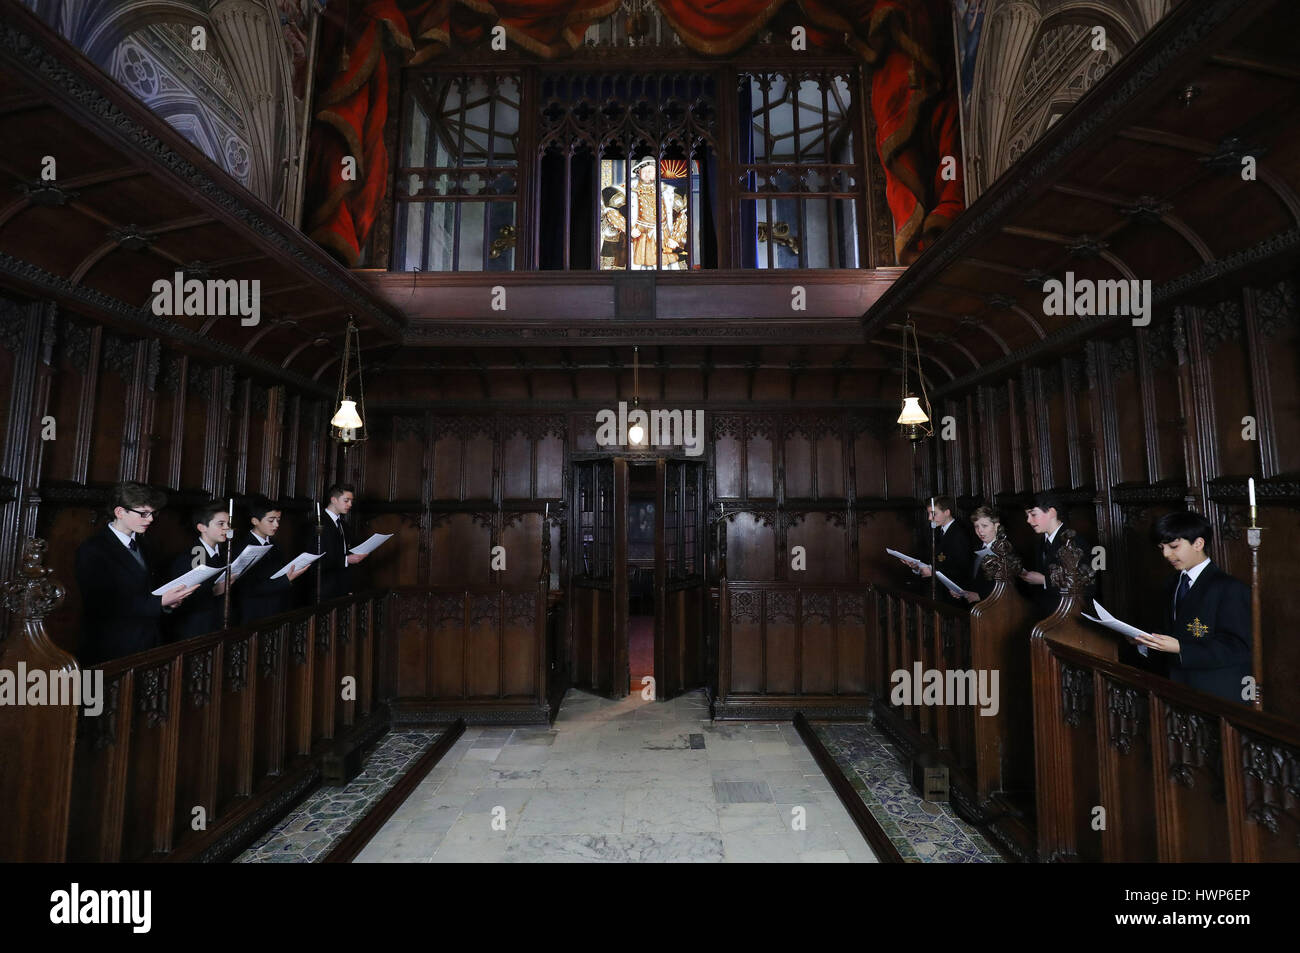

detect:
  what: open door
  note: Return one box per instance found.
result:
[571,457,628,697]
[655,458,707,700]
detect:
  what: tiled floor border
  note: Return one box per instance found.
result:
[320,720,467,863]
[794,713,905,863]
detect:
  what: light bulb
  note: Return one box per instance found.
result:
[628,423,645,445]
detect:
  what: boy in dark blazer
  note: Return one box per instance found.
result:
[1019,491,1094,616]
[1130,511,1252,705]
[234,496,308,624]
[316,483,368,601]
[75,482,198,664]
[919,495,976,591]
[164,500,233,642]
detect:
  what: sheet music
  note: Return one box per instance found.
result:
[348,532,393,556]
[227,543,272,578]
[271,552,323,579]
[885,548,930,571]
[1082,601,1150,655]
[151,563,224,596]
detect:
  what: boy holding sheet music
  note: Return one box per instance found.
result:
[234,496,309,624]
[164,500,235,642]
[75,482,199,664]
[318,483,367,600]
[1131,511,1252,705]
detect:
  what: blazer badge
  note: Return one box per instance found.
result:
[1186,617,1209,640]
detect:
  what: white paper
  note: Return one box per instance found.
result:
[348,532,393,556]
[271,552,323,579]
[1083,601,1150,642]
[885,548,930,571]
[152,563,224,595]
[934,570,966,597]
[227,543,272,578]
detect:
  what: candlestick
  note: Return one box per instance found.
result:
[1248,477,1257,525]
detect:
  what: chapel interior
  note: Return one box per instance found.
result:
[1,0,1298,866]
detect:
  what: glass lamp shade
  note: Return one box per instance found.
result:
[628,423,646,445]
[330,399,363,430]
[896,396,929,426]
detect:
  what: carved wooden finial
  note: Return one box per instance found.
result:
[1,537,66,626]
[1049,530,1095,596]
[983,525,1022,582]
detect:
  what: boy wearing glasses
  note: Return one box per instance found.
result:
[75,482,198,664]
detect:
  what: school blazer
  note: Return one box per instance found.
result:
[1157,561,1252,705]
[933,520,977,590]
[164,541,227,642]
[316,514,353,600]
[233,534,296,624]
[75,526,164,664]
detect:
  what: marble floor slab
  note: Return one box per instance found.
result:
[354,689,878,864]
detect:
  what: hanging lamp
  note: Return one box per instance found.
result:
[330,317,367,445]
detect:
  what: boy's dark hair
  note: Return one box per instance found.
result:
[931,495,957,517]
[191,499,227,530]
[248,496,280,522]
[326,483,355,501]
[1154,511,1213,548]
[111,481,165,514]
[1029,491,1066,521]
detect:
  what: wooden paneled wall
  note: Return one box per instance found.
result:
[0,295,347,658]
[930,275,1300,723]
[355,407,929,592]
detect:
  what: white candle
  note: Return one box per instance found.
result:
[316,500,321,519]
[227,498,234,540]
[1248,477,1256,508]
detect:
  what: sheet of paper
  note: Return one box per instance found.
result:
[228,543,272,578]
[348,532,393,556]
[934,569,966,597]
[1082,601,1149,640]
[151,563,224,596]
[885,548,930,571]
[271,552,323,579]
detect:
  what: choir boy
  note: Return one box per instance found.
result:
[75,482,198,664]
[165,500,233,642]
[1130,511,1252,705]
[234,496,309,624]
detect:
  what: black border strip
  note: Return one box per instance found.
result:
[320,719,467,864]
[794,712,905,864]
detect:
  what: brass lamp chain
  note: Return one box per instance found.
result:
[633,345,639,405]
[910,321,931,433]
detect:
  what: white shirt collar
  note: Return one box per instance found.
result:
[938,519,952,535]
[200,538,219,558]
[108,524,136,549]
[1045,525,1061,544]
[1183,558,1211,586]
[326,509,342,524]
[251,531,270,545]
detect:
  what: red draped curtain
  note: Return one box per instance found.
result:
[304,0,962,267]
